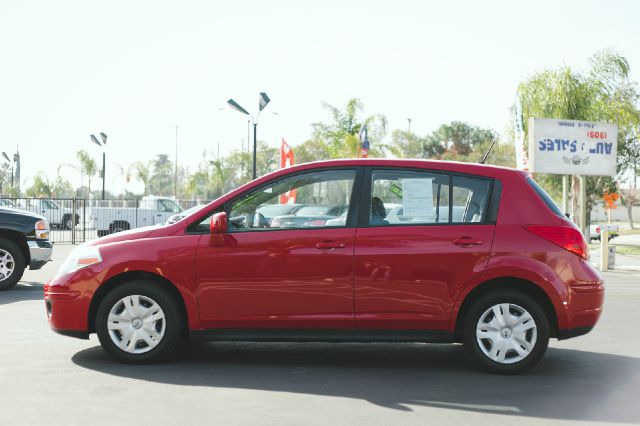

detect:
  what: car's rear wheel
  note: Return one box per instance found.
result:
[0,239,25,291]
[96,281,182,363]
[463,290,549,374]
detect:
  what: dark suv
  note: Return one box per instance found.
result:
[0,207,53,290]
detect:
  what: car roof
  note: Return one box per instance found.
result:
[273,158,527,179]
[192,158,529,222]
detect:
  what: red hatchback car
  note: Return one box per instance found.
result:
[45,159,604,373]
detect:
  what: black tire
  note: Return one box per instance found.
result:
[463,289,549,374]
[62,214,73,230]
[0,239,26,291]
[95,281,183,363]
[109,221,130,234]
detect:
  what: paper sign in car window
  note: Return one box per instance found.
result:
[389,183,403,198]
[402,178,434,218]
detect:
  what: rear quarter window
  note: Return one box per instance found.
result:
[527,177,564,217]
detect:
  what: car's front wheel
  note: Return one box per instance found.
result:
[463,289,550,374]
[96,281,183,363]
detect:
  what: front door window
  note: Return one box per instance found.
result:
[228,169,356,230]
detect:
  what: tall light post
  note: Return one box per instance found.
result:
[171,125,180,199]
[227,92,271,179]
[90,133,107,200]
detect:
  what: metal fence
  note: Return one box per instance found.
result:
[0,197,210,244]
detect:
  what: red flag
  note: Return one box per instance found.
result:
[279,138,296,204]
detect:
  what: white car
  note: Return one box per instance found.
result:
[89,196,183,237]
[16,198,78,229]
[590,223,618,241]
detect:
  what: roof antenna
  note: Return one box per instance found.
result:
[480,139,497,164]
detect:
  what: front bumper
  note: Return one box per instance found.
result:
[28,240,53,270]
[557,325,594,340]
[45,268,100,338]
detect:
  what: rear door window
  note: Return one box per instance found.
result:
[452,176,491,223]
[367,169,492,226]
[370,170,450,225]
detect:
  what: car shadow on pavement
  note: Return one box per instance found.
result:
[72,342,640,423]
[0,282,43,306]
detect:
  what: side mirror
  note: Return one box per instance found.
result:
[210,212,228,234]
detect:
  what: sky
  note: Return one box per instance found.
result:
[1,0,639,195]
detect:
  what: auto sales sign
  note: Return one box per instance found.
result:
[528,118,618,176]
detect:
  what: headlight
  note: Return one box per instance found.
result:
[54,245,102,279]
[35,220,49,240]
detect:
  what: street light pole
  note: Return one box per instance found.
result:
[91,133,107,200]
[102,151,106,200]
[227,92,271,180]
[253,122,258,179]
[172,125,179,198]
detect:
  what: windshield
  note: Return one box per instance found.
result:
[158,199,182,213]
[296,205,339,216]
[256,204,298,217]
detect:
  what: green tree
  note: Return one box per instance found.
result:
[427,121,496,157]
[518,48,640,226]
[294,139,332,164]
[311,98,387,158]
[388,130,430,159]
[149,154,174,196]
[52,176,74,198]
[25,173,52,197]
[618,129,640,228]
[76,150,97,197]
[0,163,13,195]
[130,161,152,196]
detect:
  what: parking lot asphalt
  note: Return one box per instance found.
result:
[1,244,639,425]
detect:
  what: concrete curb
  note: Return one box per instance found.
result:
[610,265,640,272]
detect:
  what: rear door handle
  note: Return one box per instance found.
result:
[315,241,346,250]
[452,237,484,247]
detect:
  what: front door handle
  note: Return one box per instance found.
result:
[315,241,346,250]
[452,237,484,247]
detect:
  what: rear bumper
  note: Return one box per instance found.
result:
[28,240,53,270]
[561,282,605,331]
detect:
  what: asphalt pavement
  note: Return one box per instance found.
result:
[0,244,639,425]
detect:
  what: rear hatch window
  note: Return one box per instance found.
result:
[527,177,564,217]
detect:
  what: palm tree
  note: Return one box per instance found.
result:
[25,172,53,197]
[76,150,97,197]
[130,161,152,196]
[518,48,640,229]
[311,98,387,159]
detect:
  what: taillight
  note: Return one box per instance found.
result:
[524,225,589,259]
[595,226,601,234]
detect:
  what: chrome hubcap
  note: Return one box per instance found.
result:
[0,249,15,282]
[107,295,166,354]
[476,303,537,364]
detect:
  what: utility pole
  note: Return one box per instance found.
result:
[172,125,180,198]
[407,118,412,133]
